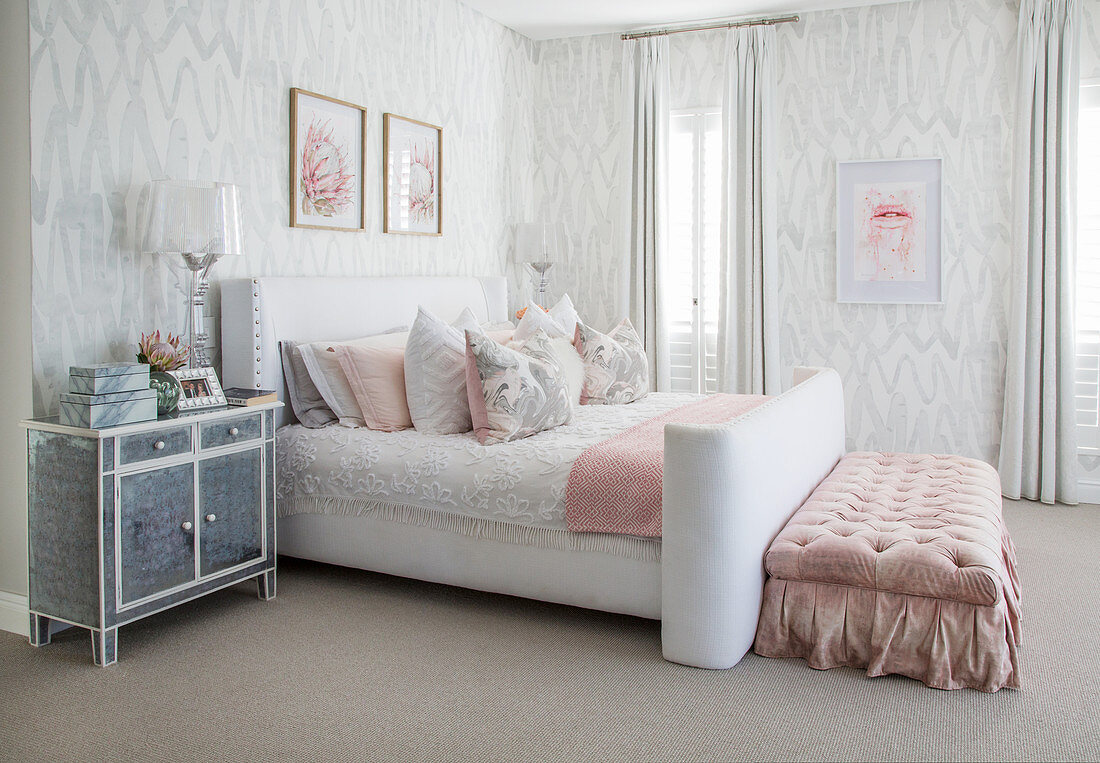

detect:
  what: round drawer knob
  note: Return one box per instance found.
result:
[154,440,166,450]
[228,427,239,436]
[181,521,193,531]
[205,513,217,522]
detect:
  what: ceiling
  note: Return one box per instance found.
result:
[459,0,899,40]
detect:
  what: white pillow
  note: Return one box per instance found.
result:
[404,307,485,434]
[548,294,580,339]
[548,337,585,407]
[514,300,568,342]
[298,331,408,427]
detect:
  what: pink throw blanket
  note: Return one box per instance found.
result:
[565,394,768,537]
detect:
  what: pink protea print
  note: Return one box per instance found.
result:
[300,119,355,217]
[408,140,436,223]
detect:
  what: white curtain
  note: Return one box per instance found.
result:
[622,37,671,392]
[717,26,780,396]
[999,0,1080,505]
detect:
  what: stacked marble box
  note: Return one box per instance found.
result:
[60,363,157,428]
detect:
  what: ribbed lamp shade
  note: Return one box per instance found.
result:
[513,222,565,263]
[141,180,243,256]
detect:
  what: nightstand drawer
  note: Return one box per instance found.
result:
[119,426,192,465]
[200,413,262,450]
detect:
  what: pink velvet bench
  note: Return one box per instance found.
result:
[754,452,1022,692]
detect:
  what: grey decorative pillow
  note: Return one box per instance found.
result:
[574,319,650,405]
[508,334,585,408]
[464,329,572,445]
[404,307,482,434]
[280,340,337,428]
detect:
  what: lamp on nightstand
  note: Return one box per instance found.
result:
[514,222,566,307]
[141,180,244,367]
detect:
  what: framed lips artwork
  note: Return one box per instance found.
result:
[836,157,943,304]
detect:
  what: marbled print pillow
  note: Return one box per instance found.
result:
[464,329,573,445]
[574,319,650,405]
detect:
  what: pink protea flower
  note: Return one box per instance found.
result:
[300,119,355,217]
[137,330,190,372]
[408,141,435,223]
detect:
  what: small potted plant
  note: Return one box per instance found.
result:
[137,331,190,414]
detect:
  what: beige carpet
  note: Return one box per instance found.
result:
[1,499,1097,762]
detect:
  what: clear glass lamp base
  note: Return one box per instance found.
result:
[524,261,554,307]
[179,252,222,368]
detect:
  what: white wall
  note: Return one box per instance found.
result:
[28,0,538,418]
[13,0,1100,607]
[531,34,627,332]
[13,0,538,608]
[534,0,1024,464]
[0,0,33,608]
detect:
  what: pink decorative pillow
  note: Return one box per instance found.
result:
[333,344,412,431]
[574,319,649,405]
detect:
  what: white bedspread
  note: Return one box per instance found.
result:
[276,393,704,531]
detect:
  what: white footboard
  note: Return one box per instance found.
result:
[660,367,845,668]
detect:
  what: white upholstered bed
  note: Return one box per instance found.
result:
[221,276,845,669]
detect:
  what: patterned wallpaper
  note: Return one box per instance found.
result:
[26,0,1100,470]
[534,0,1020,463]
[772,0,1018,462]
[529,34,627,331]
[28,0,536,415]
[1084,2,1100,80]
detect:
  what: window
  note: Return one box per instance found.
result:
[667,108,721,394]
[1076,81,1100,451]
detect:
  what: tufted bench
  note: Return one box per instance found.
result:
[753,452,1021,692]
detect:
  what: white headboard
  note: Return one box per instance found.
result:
[220,276,508,428]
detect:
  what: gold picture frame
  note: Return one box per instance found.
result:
[290,88,367,232]
[383,113,442,236]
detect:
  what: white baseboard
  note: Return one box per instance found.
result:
[0,590,28,637]
[1078,479,1100,505]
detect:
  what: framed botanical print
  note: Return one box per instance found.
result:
[290,88,366,231]
[836,157,943,304]
[383,113,442,235]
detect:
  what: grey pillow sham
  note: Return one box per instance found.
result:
[280,340,338,428]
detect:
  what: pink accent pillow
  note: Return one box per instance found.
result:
[333,344,412,431]
[464,340,490,441]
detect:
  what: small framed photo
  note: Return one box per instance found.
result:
[290,88,366,231]
[836,157,943,304]
[169,366,227,411]
[383,113,442,235]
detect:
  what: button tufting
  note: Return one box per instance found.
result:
[767,450,1008,607]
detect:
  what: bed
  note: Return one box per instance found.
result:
[221,275,845,669]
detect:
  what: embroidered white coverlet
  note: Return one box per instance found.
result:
[277,392,704,531]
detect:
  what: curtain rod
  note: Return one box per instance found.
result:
[620,14,799,40]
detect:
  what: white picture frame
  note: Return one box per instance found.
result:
[836,157,943,304]
[169,366,227,410]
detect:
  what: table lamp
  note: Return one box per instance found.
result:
[141,180,243,367]
[514,222,566,307]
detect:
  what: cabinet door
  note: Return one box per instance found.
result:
[119,463,196,605]
[198,448,263,577]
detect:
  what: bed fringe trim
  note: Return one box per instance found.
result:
[280,495,662,563]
